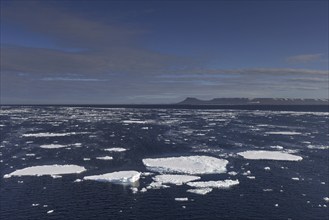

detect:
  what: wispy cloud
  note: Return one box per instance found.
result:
[286,53,326,63]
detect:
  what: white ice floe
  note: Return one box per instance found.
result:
[96,156,113,160]
[83,171,140,184]
[307,145,329,150]
[104,148,127,152]
[187,179,239,189]
[40,144,67,149]
[122,120,147,124]
[23,132,87,137]
[187,188,213,195]
[152,174,200,185]
[175,198,188,201]
[228,171,238,176]
[3,165,86,178]
[47,210,54,214]
[247,176,256,179]
[292,177,300,181]
[324,197,329,202]
[265,131,302,135]
[237,150,302,161]
[51,175,62,179]
[146,181,170,189]
[143,156,228,174]
[264,167,271,171]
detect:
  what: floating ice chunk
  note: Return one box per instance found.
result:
[23,132,87,137]
[307,145,329,150]
[32,204,39,207]
[175,198,188,201]
[47,210,54,214]
[140,187,147,193]
[131,187,138,194]
[40,144,67,149]
[141,172,153,176]
[265,131,301,135]
[237,150,302,161]
[51,175,62,179]
[263,189,273,192]
[153,174,200,185]
[143,156,228,174]
[187,188,213,195]
[274,204,279,207]
[187,179,239,189]
[74,179,83,183]
[83,171,140,184]
[323,197,329,202]
[104,148,127,152]
[228,171,238,176]
[147,181,170,189]
[3,165,86,178]
[26,153,36,157]
[264,167,271,171]
[270,145,284,150]
[292,177,299,181]
[122,120,147,124]
[247,176,256,179]
[96,156,113,160]
[83,158,90,161]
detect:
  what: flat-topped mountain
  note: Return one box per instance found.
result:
[177,97,329,105]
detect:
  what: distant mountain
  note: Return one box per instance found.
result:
[177,97,329,105]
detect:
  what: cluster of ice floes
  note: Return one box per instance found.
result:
[142,156,228,174]
[237,150,303,161]
[40,144,67,149]
[141,156,238,195]
[83,171,141,184]
[3,165,86,178]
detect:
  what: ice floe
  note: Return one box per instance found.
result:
[3,165,86,178]
[307,145,329,150]
[265,131,302,135]
[175,198,188,201]
[23,132,87,137]
[143,156,228,174]
[187,179,239,189]
[96,156,113,160]
[104,148,127,152]
[152,174,201,185]
[40,144,67,149]
[237,150,302,161]
[187,188,213,195]
[83,171,140,184]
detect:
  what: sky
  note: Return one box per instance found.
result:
[1,0,328,104]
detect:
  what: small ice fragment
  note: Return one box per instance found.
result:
[40,144,67,149]
[324,197,329,202]
[104,148,127,152]
[74,179,83,183]
[292,177,299,181]
[96,156,113,160]
[175,198,188,201]
[140,188,147,193]
[32,204,39,207]
[152,174,200,185]
[47,210,54,214]
[264,167,271,171]
[187,179,239,188]
[187,188,213,195]
[275,204,279,207]
[228,171,237,176]
[131,187,138,194]
[247,176,256,179]
[83,158,90,161]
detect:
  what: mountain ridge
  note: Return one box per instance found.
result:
[177,97,329,105]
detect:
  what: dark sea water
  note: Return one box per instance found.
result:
[0,106,328,220]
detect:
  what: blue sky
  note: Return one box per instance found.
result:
[1,0,328,104]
